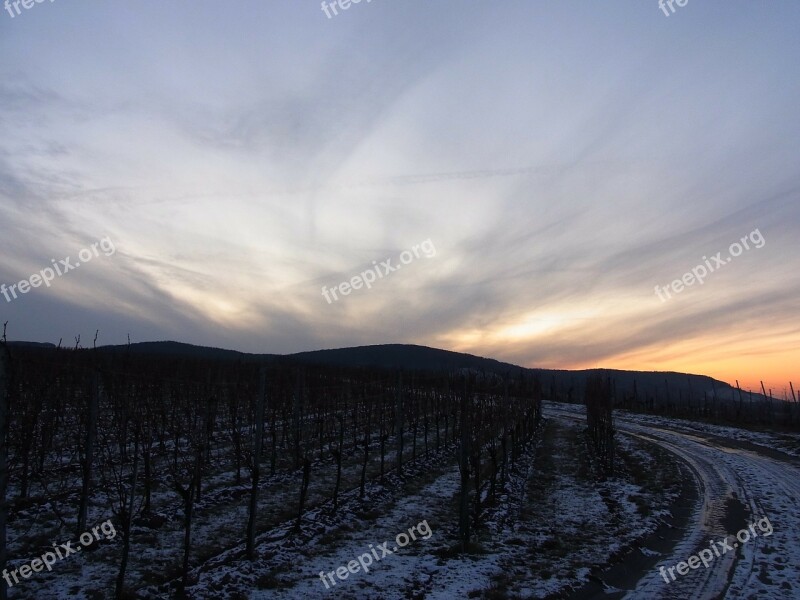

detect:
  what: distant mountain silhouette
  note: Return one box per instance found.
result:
[7,341,57,349]
[287,344,741,403]
[10,340,745,404]
[289,343,522,373]
[95,340,274,362]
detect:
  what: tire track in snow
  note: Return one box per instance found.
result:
[546,402,800,599]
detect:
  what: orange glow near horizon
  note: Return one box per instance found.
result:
[585,354,799,398]
[552,347,800,398]
[434,312,800,397]
[588,331,800,394]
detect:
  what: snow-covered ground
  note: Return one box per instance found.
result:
[8,402,798,598]
[547,401,800,599]
[167,416,686,599]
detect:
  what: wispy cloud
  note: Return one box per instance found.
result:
[1,1,799,390]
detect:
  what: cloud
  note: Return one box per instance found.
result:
[1,1,799,390]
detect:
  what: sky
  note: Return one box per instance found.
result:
[1,1,798,393]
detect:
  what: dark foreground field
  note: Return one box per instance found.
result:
[1,345,798,599]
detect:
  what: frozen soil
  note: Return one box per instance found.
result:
[159,418,684,599]
[11,405,797,599]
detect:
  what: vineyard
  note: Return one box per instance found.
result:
[0,341,545,598]
[1,340,796,598]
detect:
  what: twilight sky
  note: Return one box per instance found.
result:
[1,1,798,392]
